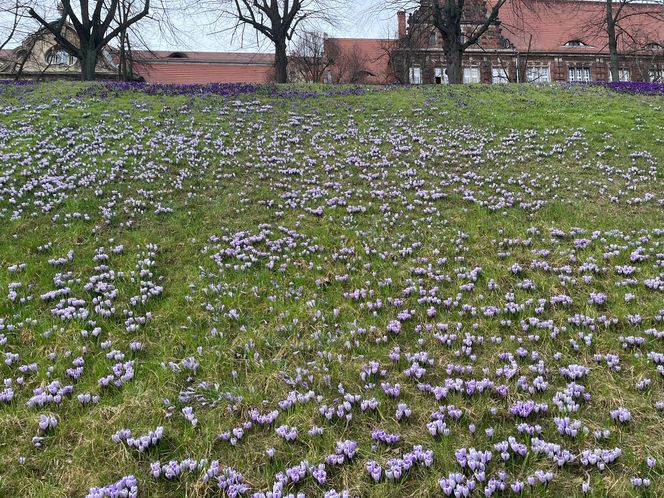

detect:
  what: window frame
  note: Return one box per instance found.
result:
[47,48,73,66]
[649,68,664,83]
[526,66,550,83]
[434,67,448,84]
[564,40,591,48]
[463,66,480,84]
[491,66,509,84]
[409,66,422,85]
[568,66,591,82]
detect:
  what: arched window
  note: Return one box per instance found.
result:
[47,48,73,65]
[428,32,437,47]
[167,52,188,58]
[564,40,591,48]
[645,42,663,51]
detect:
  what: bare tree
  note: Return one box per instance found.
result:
[377,23,413,83]
[377,0,513,83]
[116,0,134,80]
[593,0,664,81]
[1,0,38,54]
[329,41,371,83]
[115,0,190,81]
[289,30,333,82]
[376,0,560,84]
[1,0,22,51]
[207,0,343,83]
[1,0,40,75]
[27,0,151,80]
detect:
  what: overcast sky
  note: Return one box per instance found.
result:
[2,0,402,51]
[136,0,399,52]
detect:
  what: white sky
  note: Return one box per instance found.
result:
[2,0,399,51]
[140,0,398,52]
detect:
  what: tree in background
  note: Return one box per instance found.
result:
[289,30,335,82]
[27,0,151,80]
[209,0,344,83]
[1,1,23,51]
[1,0,36,52]
[379,0,512,84]
[590,0,664,81]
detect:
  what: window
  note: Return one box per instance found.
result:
[605,67,632,82]
[568,67,591,82]
[645,43,663,51]
[463,66,480,83]
[526,66,550,83]
[409,66,422,85]
[47,48,73,66]
[428,32,437,48]
[650,69,664,83]
[492,66,509,84]
[564,40,591,48]
[434,67,448,84]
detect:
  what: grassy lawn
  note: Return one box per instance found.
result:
[0,81,663,497]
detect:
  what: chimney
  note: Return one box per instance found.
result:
[397,11,406,39]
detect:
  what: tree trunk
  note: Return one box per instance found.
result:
[445,43,464,84]
[275,39,288,84]
[80,48,98,81]
[434,2,465,84]
[606,0,620,81]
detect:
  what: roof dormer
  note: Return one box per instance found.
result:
[563,39,591,48]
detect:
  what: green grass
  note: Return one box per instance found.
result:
[0,82,663,497]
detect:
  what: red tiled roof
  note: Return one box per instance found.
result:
[131,50,274,64]
[129,51,275,84]
[325,38,396,84]
[133,62,273,84]
[497,0,664,53]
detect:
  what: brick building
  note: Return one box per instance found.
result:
[327,0,664,84]
[129,51,274,84]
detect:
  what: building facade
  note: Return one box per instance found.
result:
[0,24,115,80]
[325,0,664,84]
[387,0,664,84]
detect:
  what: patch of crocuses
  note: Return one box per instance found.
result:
[591,81,664,96]
[0,81,663,496]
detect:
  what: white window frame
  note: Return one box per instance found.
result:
[492,66,509,84]
[409,66,422,85]
[609,68,631,82]
[526,66,550,83]
[463,66,480,83]
[649,68,664,82]
[434,67,448,84]
[48,49,73,66]
[568,66,591,82]
[564,40,591,48]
